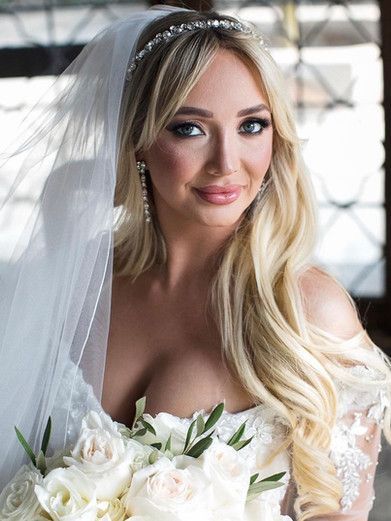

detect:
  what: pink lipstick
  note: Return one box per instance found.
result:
[193,185,242,205]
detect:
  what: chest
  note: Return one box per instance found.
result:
[100,281,253,426]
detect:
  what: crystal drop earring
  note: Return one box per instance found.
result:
[136,160,152,223]
[249,177,270,218]
[256,179,267,201]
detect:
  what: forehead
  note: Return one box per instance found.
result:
[183,48,268,110]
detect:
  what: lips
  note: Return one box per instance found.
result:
[195,184,242,194]
[193,184,242,205]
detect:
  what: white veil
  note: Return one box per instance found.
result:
[0,4,188,490]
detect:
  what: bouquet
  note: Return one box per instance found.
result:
[0,398,293,521]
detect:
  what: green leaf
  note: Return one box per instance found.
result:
[227,420,247,446]
[247,480,285,501]
[140,418,156,436]
[41,417,52,456]
[196,415,205,436]
[165,434,172,452]
[231,436,253,451]
[204,402,224,432]
[36,450,46,475]
[247,473,287,502]
[15,426,36,467]
[259,471,286,483]
[186,434,214,458]
[133,428,147,437]
[184,419,196,452]
[250,473,259,485]
[133,397,146,428]
[164,449,174,459]
[148,450,159,465]
[151,442,162,450]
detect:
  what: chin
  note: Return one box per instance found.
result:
[193,208,246,228]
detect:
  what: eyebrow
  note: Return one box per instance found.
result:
[174,103,271,118]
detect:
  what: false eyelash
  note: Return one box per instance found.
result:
[168,117,272,137]
[240,118,272,132]
[167,120,203,136]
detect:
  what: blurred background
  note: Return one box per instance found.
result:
[0,0,389,518]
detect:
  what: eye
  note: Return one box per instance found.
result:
[168,121,204,137]
[240,118,271,135]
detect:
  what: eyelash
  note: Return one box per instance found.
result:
[168,118,271,138]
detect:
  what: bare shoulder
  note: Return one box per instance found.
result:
[298,265,365,340]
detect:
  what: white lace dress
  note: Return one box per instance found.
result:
[55,360,389,520]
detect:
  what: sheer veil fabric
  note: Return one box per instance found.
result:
[0,4,188,490]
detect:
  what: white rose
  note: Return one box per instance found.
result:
[35,465,98,521]
[125,441,153,474]
[97,498,127,521]
[196,439,250,517]
[63,411,149,500]
[0,465,47,521]
[139,413,189,455]
[123,456,212,521]
[245,498,293,521]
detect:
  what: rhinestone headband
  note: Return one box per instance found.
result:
[126,18,264,81]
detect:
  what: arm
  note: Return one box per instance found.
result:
[281,398,386,521]
[327,369,387,520]
[298,267,389,520]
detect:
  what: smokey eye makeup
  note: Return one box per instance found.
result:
[239,118,271,135]
[166,121,204,137]
[166,118,272,138]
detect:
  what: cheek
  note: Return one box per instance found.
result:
[248,134,273,178]
[147,137,199,188]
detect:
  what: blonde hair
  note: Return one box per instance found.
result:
[113,10,391,520]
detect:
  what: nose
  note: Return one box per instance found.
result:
[206,133,240,176]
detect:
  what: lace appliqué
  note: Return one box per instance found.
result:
[330,365,389,512]
[330,412,372,511]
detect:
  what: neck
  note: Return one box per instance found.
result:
[154,217,237,292]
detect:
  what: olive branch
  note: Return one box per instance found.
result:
[129,398,286,500]
[15,417,52,475]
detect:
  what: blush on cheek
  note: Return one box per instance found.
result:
[147,137,199,185]
[247,149,272,183]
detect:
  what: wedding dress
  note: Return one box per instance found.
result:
[53,356,389,520]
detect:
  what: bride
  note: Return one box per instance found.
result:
[0,4,390,520]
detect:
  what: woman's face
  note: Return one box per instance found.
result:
[142,48,273,229]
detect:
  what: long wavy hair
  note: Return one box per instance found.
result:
[113,9,391,520]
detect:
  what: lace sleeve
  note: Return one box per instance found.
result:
[327,365,390,520]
